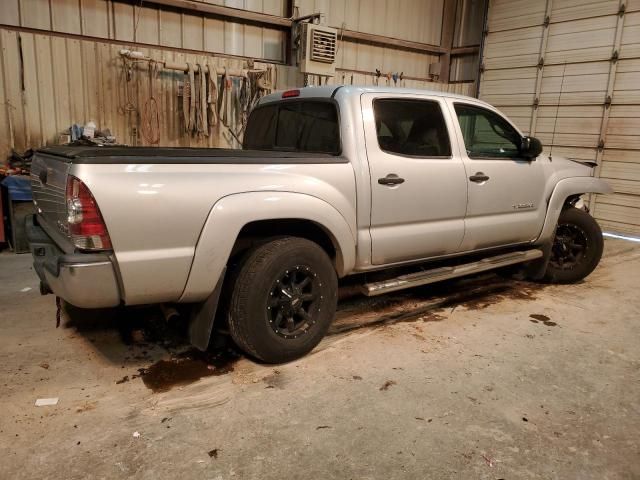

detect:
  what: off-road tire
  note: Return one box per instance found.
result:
[227,237,338,363]
[543,207,604,284]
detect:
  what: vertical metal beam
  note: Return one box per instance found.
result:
[439,0,458,82]
[529,0,553,136]
[589,0,626,211]
[284,0,294,66]
[474,0,490,97]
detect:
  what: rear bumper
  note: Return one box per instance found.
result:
[26,215,121,308]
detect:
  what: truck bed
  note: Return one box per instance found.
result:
[37,146,347,164]
[30,145,357,306]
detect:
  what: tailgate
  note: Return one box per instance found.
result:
[30,153,73,251]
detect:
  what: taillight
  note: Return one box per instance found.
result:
[65,176,112,250]
[282,89,300,98]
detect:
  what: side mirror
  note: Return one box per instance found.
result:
[520,136,543,160]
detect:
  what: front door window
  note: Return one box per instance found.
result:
[454,104,521,159]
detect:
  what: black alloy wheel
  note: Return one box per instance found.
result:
[267,266,322,339]
[549,223,589,270]
[543,207,604,284]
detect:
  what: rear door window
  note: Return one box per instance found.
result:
[373,99,452,157]
[244,101,340,154]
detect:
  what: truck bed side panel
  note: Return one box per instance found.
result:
[70,161,357,305]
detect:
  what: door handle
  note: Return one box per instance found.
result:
[378,174,405,186]
[469,172,490,183]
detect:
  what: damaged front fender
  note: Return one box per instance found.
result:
[535,177,613,245]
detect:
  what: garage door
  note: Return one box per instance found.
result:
[479,0,640,236]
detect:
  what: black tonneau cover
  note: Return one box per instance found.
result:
[36,146,347,164]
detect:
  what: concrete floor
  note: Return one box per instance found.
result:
[1,238,639,479]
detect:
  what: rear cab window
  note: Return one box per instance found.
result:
[373,98,452,158]
[243,100,340,154]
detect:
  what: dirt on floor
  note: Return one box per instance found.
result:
[1,238,639,479]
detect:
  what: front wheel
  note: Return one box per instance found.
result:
[543,207,604,284]
[227,237,338,363]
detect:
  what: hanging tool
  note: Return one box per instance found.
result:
[193,64,200,133]
[141,60,160,144]
[183,63,196,132]
[182,71,190,133]
[239,75,251,130]
[220,68,233,129]
[232,77,242,135]
[189,64,196,133]
[207,65,219,127]
[199,63,208,136]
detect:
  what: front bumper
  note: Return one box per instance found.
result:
[26,215,121,308]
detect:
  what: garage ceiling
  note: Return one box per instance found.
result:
[479,0,640,236]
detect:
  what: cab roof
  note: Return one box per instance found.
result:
[258,85,486,106]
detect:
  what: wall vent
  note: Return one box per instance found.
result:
[300,24,337,76]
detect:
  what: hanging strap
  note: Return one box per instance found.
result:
[207,66,218,126]
[200,64,208,136]
[187,62,196,133]
[231,77,241,137]
[193,64,201,134]
[220,68,230,127]
[183,64,191,132]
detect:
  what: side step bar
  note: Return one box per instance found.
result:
[362,249,544,297]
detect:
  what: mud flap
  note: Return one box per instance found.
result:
[523,241,553,281]
[188,267,226,351]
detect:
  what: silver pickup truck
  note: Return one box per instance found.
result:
[27,86,612,363]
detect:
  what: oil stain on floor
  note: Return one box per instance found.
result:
[529,313,558,326]
[138,347,242,393]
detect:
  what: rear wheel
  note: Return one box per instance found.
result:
[543,207,604,284]
[227,237,338,363]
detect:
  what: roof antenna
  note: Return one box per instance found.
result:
[549,62,566,162]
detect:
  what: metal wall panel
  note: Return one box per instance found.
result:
[487,0,546,31]
[295,0,444,45]
[480,0,640,236]
[0,1,20,26]
[0,0,455,97]
[276,63,474,94]
[0,0,287,62]
[193,0,287,15]
[482,24,544,70]
[20,0,51,30]
[337,40,437,79]
[52,0,83,34]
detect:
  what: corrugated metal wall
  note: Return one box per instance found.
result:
[295,0,443,81]
[296,0,444,44]
[0,28,280,156]
[0,0,287,61]
[479,0,640,236]
[0,0,448,81]
[277,64,475,92]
